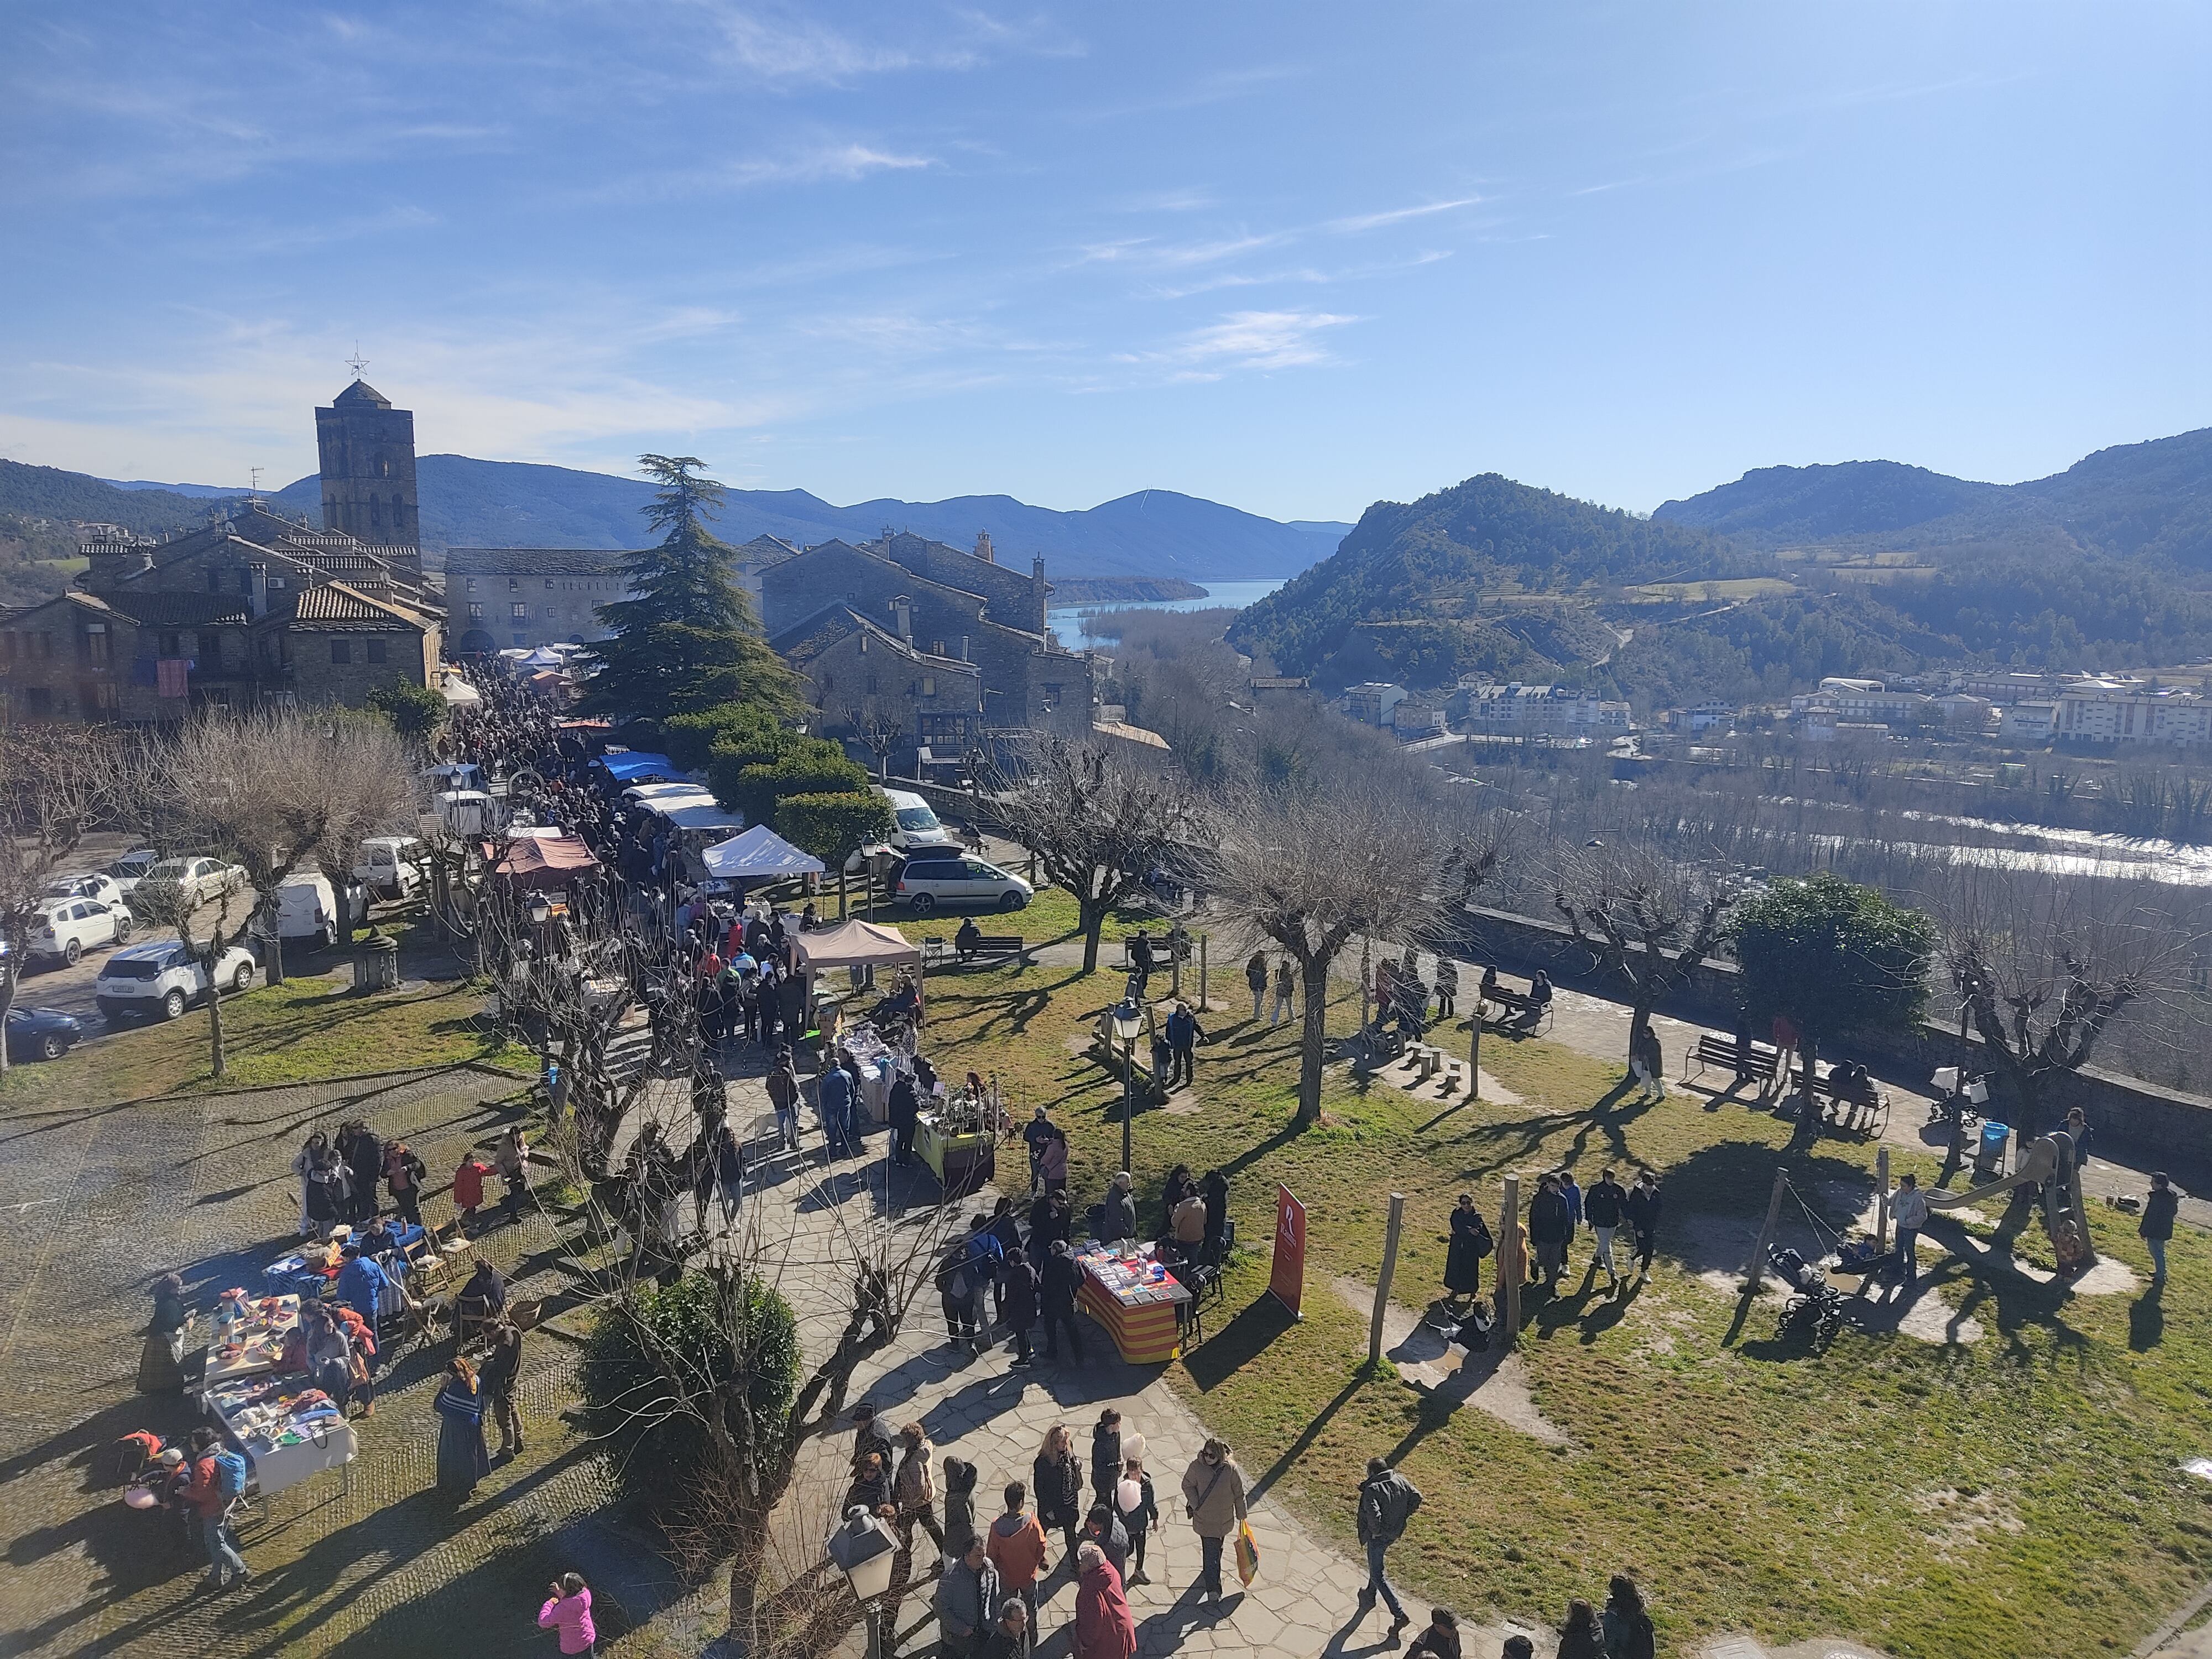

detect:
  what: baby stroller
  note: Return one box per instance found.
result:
[1767,1246,1847,1352]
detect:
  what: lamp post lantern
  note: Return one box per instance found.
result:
[1111,998,1142,1175]
[827,1505,901,1659]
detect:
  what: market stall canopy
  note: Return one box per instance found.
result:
[439,675,482,708]
[487,832,601,890]
[701,824,826,881]
[790,918,921,981]
[660,800,747,836]
[515,646,567,670]
[597,751,679,784]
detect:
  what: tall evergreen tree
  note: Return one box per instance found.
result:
[582,455,799,721]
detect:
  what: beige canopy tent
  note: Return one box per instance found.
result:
[789,918,922,992]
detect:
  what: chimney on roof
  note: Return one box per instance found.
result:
[890,595,914,643]
[974,530,995,565]
[248,562,268,620]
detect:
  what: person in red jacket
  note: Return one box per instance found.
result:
[182,1427,251,1590]
[453,1154,491,1234]
[1073,1542,1136,1659]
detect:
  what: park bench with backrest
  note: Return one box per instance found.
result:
[1474,973,1553,1034]
[1685,1033,1780,1086]
[962,933,1027,964]
[1802,1060,1890,1136]
[1120,930,1191,969]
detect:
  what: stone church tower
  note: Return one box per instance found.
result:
[316,379,419,547]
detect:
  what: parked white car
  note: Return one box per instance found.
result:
[96,940,257,1024]
[30,896,133,966]
[893,854,1032,914]
[354,836,427,899]
[45,872,129,908]
[129,855,247,916]
[879,786,957,852]
[106,848,160,894]
[261,873,367,950]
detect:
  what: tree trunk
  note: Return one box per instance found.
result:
[0,966,17,1077]
[264,908,287,987]
[207,957,228,1081]
[1080,897,1104,975]
[1296,957,1331,1126]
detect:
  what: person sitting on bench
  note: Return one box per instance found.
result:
[1519,972,1552,1030]
[956,917,984,962]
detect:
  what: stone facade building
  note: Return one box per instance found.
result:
[1,497,437,722]
[779,607,986,764]
[317,379,420,547]
[761,529,1091,742]
[445,533,796,654]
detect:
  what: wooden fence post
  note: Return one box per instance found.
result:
[1498,1173,1522,1350]
[1743,1168,1788,1293]
[1370,1192,1405,1366]
[1198,934,1209,1013]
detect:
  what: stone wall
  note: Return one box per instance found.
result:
[1448,902,2212,1181]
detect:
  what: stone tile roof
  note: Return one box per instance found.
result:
[278,582,429,631]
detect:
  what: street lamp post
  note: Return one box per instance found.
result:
[827,1505,901,1659]
[1111,998,1142,1176]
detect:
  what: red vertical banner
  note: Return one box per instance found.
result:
[1268,1183,1307,1318]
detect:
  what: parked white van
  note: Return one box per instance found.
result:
[879,787,956,852]
[264,873,367,950]
[354,836,428,899]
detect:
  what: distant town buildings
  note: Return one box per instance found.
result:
[1463,681,1631,737]
[2054,677,2212,745]
[1343,682,1409,727]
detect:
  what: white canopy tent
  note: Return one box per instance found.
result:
[701,825,826,882]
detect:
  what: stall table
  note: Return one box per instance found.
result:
[203,1295,302,1386]
[263,1225,424,1308]
[203,1370,357,1498]
[1075,1243,1191,1365]
[914,1115,995,1190]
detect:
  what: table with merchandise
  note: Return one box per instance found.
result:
[202,1293,303,1386]
[1075,1241,1191,1365]
[202,1370,358,1498]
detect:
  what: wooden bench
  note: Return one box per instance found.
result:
[1803,1065,1891,1136]
[1684,1034,1779,1086]
[1474,977,1553,1034]
[958,933,1026,964]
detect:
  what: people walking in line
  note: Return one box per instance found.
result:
[1603,1573,1657,1659]
[1558,1597,1605,1659]
[1179,1437,1248,1605]
[1405,1608,1461,1659]
[979,1598,1031,1659]
[1271,958,1296,1026]
[1165,1001,1206,1088]
[1246,951,1269,1022]
[1040,1240,1084,1363]
[1355,1455,1421,1635]
[1074,1541,1138,1659]
[1114,1454,1158,1585]
[895,1422,945,1556]
[1001,1245,1039,1367]
[1443,1193,1491,1308]
[537,1573,597,1656]
[1527,1173,1571,1293]
[1585,1167,1628,1290]
[434,1357,491,1499]
[936,1535,1002,1659]
[2142,1172,2179,1282]
[1089,1408,1123,1507]
[1892,1172,1929,1285]
[985,1481,1049,1641]
[1625,1170,1661,1276]
[1034,1424,1086,1564]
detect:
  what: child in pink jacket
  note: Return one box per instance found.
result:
[538,1574,596,1655]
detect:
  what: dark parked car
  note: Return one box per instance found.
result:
[5,1005,84,1062]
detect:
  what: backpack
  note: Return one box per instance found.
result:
[213,1449,249,1499]
[1469,1214,1494,1259]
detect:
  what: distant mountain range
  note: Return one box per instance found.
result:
[1655,427,2212,567]
[1235,424,2212,702]
[12,455,1349,582]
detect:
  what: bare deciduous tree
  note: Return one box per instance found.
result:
[0,725,127,1075]
[1551,837,1736,1062]
[1926,862,2188,1139]
[143,709,420,1077]
[988,738,1198,974]
[1213,786,1451,1125]
[841,697,906,783]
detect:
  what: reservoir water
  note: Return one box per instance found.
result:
[1046,577,1287,651]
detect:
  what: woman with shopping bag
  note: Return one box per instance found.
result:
[1178,1438,1249,1605]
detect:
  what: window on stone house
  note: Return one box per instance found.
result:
[509,578,519,591]
[1041,684,1062,712]
[84,624,110,667]
[367,639,388,665]
[466,578,477,592]
[468,603,483,619]
[921,676,936,696]
[330,639,351,664]
[512,602,529,620]
[866,672,878,695]
[545,578,555,590]
[161,631,182,658]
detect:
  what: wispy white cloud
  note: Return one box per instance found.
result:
[1072,230,1295,270]
[724,143,934,187]
[1117,309,1358,380]
[1327,196,1483,234]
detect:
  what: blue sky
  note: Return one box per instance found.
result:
[2,2,2206,523]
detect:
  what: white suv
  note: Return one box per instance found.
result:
[30,897,133,966]
[46,872,128,909]
[894,855,1033,914]
[96,940,257,1024]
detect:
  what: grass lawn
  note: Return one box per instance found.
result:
[0,964,515,1115]
[874,881,1167,950]
[914,961,2209,1659]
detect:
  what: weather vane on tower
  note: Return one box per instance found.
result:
[346,343,369,382]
